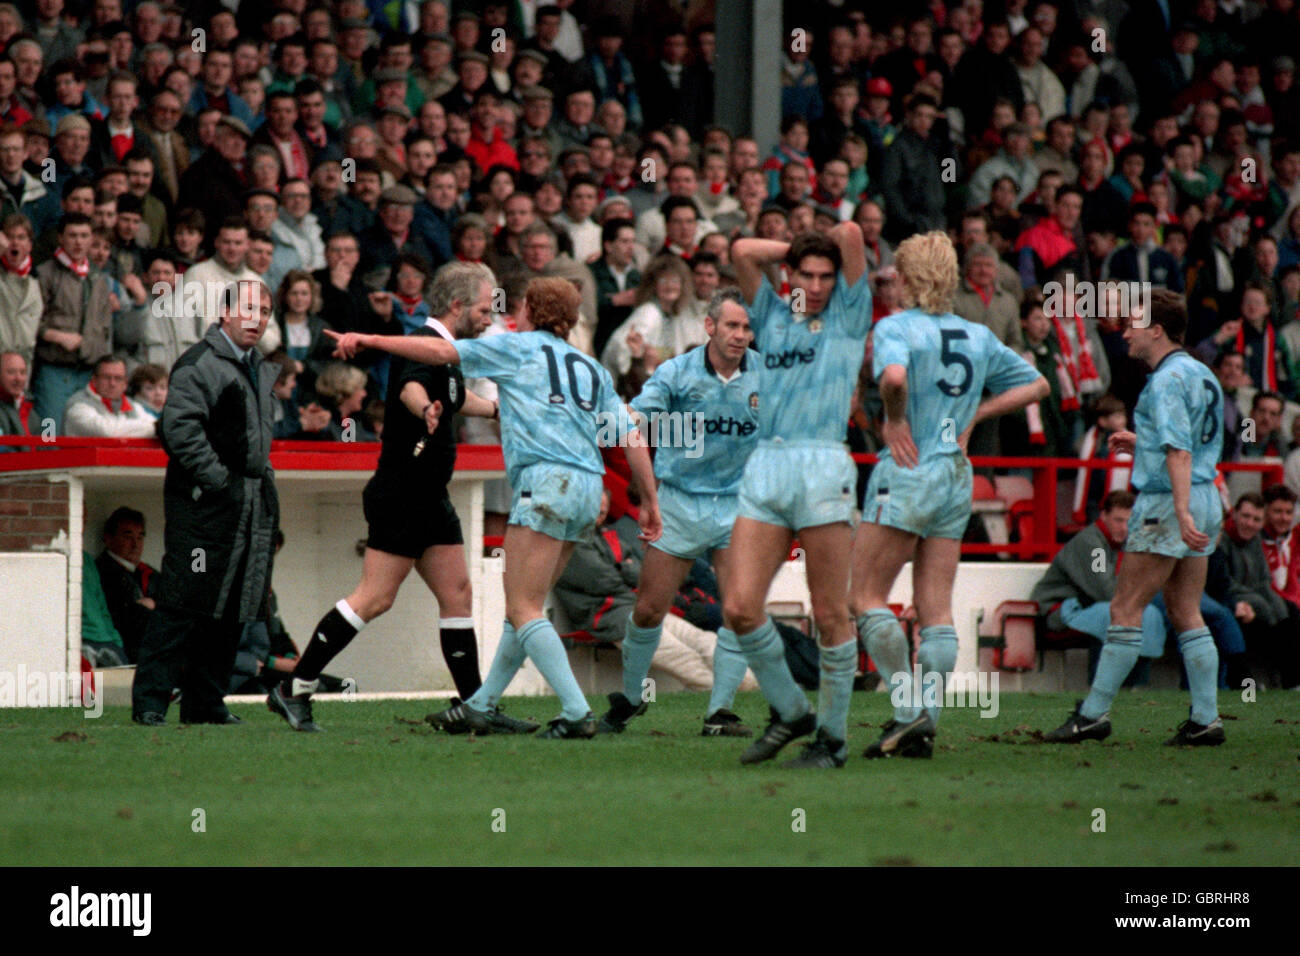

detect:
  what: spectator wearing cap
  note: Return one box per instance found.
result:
[952,242,1023,349]
[178,115,252,245]
[244,188,301,294]
[373,101,414,181]
[439,50,490,116]
[413,32,457,103]
[465,87,518,176]
[586,18,642,131]
[356,35,426,118]
[967,121,1039,208]
[517,86,562,157]
[359,184,433,278]
[63,354,155,437]
[252,89,316,183]
[188,47,255,129]
[51,114,96,180]
[511,48,549,105]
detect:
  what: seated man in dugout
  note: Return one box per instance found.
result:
[95,506,158,665]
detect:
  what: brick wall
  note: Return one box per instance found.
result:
[0,478,70,551]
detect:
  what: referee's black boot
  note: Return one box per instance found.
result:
[268,681,322,733]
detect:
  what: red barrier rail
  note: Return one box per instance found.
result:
[0,439,1284,561]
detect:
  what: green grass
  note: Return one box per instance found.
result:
[1,691,1297,866]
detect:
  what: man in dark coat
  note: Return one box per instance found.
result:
[131,280,280,726]
[177,115,251,246]
[95,507,158,664]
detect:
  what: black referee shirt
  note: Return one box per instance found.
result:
[374,322,467,489]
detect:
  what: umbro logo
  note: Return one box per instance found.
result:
[316,631,328,644]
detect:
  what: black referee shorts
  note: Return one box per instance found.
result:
[362,475,464,559]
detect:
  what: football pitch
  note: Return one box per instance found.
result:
[1,691,1296,867]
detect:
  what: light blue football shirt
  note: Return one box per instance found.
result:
[1130,349,1223,492]
[455,331,632,487]
[631,344,760,496]
[872,308,1042,465]
[748,271,871,443]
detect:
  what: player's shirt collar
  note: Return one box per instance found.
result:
[423,317,455,341]
[704,346,747,383]
[1151,347,1186,374]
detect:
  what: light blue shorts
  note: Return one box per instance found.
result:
[508,463,603,543]
[737,441,857,531]
[864,454,973,540]
[1126,484,1223,559]
[654,483,737,560]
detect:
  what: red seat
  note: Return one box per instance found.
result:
[972,475,998,500]
[988,600,1038,671]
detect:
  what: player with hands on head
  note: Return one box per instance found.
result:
[723,220,872,769]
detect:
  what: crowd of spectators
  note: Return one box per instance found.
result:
[1,1,1299,681]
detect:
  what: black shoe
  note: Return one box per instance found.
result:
[596,692,648,734]
[425,699,493,735]
[1164,716,1225,747]
[863,713,936,758]
[702,709,753,737]
[132,711,165,727]
[782,727,847,769]
[536,712,597,739]
[1043,702,1111,744]
[486,705,540,734]
[267,683,322,733]
[739,707,816,764]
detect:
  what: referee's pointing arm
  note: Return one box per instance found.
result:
[325,329,460,366]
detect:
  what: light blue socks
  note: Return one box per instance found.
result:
[708,626,749,716]
[858,608,917,722]
[621,619,662,704]
[517,617,591,721]
[1178,626,1220,725]
[916,624,959,725]
[1081,625,1142,720]
[816,640,857,750]
[735,616,809,722]
[467,620,524,711]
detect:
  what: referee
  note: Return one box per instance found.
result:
[268,262,534,734]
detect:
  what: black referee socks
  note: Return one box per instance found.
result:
[294,604,362,682]
[439,623,482,699]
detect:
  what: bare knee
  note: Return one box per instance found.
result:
[436,577,472,617]
[632,593,664,629]
[352,591,395,620]
[723,595,764,635]
[812,603,851,644]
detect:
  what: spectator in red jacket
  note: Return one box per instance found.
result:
[463,87,518,177]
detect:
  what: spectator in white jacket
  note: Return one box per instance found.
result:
[0,217,42,366]
[63,356,157,437]
[601,253,705,384]
[275,179,326,273]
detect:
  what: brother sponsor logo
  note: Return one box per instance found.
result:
[701,416,757,437]
[49,886,151,936]
[764,348,815,369]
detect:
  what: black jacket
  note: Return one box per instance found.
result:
[154,325,279,621]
